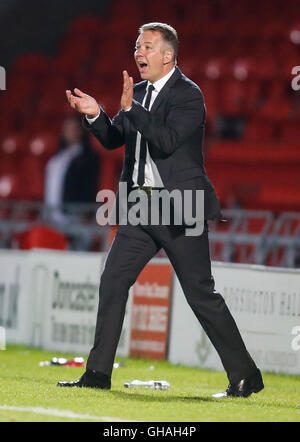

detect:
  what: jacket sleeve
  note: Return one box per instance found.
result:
[82,106,124,150]
[124,86,205,155]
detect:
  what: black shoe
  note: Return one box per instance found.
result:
[213,368,264,398]
[56,370,111,389]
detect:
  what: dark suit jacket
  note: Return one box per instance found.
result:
[62,144,100,204]
[83,66,222,221]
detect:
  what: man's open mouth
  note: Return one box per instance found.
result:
[138,61,148,71]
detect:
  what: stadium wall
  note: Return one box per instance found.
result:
[1,249,299,375]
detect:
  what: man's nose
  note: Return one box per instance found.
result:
[135,47,144,57]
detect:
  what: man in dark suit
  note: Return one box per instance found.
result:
[44,116,100,225]
[58,22,264,398]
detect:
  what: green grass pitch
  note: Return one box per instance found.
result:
[0,345,299,422]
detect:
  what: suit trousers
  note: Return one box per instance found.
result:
[87,199,257,384]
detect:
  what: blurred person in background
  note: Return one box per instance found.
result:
[44,115,100,225]
[58,22,264,398]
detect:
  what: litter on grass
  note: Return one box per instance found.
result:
[124,379,170,390]
[39,357,85,367]
[39,358,125,369]
[113,362,125,368]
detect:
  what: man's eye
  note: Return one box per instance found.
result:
[134,45,152,51]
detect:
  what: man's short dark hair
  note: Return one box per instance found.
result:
[139,22,178,63]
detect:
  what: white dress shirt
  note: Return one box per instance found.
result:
[86,67,176,187]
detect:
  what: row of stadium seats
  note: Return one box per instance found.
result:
[206,141,300,213]
[0,113,299,159]
[0,132,299,215]
[0,0,300,216]
[8,47,297,81]
[0,131,124,200]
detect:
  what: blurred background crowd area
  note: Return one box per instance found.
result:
[0,0,299,264]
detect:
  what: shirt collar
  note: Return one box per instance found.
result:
[147,66,176,93]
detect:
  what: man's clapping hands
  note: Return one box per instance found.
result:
[65,70,134,117]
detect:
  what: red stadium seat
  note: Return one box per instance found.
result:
[142,0,177,25]
[89,136,124,191]
[0,117,14,136]
[28,134,58,158]
[1,134,28,156]
[0,155,21,176]
[255,186,300,213]
[1,76,37,113]
[202,58,232,80]
[219,79,248,116]
[0,173,24,199]
[280,121,300,141]
[258,98,291,121]
[12,54,51,79]
[232,58,257,80]
[15,157,46,200]
[244,119,275,141]
[255,56,278,79]
[66,15,105,36]
[199,79,219,115]
[13,225,68,250]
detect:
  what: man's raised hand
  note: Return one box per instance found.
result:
[121,71,134,111]
[66,88,99,118]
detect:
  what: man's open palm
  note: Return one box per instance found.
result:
[66,88,99,118]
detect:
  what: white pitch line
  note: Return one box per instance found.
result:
[0,405,137,422]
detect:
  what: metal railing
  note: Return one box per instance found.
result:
[0,200,110,251]
[0,200,299,268]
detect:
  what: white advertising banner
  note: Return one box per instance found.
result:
[168,262,300,375]
[0,249,133,357]
[2,249,300,375]
[26,249,104,354]
[0,250,30,344]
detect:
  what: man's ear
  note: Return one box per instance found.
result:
[163,49,173,65]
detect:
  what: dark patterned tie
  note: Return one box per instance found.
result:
[137,84,155,186]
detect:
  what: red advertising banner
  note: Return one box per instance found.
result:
[129,262,173,360]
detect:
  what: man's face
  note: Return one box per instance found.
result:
[62,118,81,145]
[134,30,172,83]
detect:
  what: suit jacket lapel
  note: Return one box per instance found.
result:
[150,66,182,114]
[126,68,181,172]
[132,66,181,112]
[134,84,147,105]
